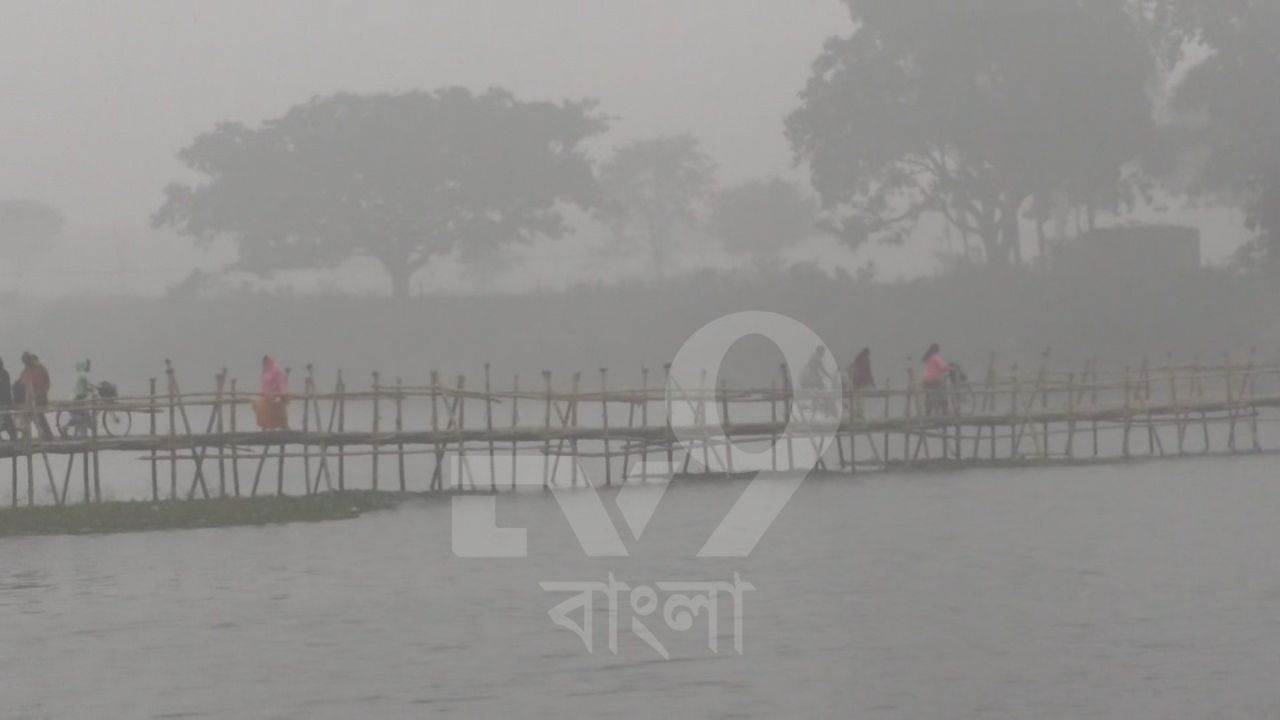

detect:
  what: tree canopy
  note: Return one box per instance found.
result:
[154,88,608,297]
[787,0,1157,266]
[599,135,717,280]
[1158,0,1280,269]
[709,177,816,269]
[0,199,63,259]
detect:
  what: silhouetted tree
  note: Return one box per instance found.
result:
[709,177,816,270]
[1158,0,1280,270]
[787,0,1156,266]
[0,199,63,259]
[599,135,716,280]
[154,88,607,297]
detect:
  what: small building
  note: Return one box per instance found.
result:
[1051,224,1201,276]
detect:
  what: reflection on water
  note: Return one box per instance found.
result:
[3,455,1280,718]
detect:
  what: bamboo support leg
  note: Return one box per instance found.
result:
[371,371,381,491]
[302,366,313,494]
[542,371,552,490]
[231,380,241,496]
[396,378,406,492]
[149,377,158,502]
[601,368,612,487]
[485,364,496,492]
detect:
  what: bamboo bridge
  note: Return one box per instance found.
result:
[3,351,1278,508]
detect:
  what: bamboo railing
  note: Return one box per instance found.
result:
[2,351,1278,507]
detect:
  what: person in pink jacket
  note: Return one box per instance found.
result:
[921,343,952,416]
[255,355,290,430]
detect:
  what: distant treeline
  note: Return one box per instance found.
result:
[1,264,1273,394]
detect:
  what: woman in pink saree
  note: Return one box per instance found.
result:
[921,343,953,416]
[255,355,289,430]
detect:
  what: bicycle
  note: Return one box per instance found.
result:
[924,364,975,417]
[56,381,133,438]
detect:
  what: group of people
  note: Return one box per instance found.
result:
[799,343,962,418]
[0,352,55,439]
[0,352,292,441]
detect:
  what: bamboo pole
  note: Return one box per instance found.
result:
[337,370,346,492]
[1170,356,1185,455]
[215,370,227,498]
[600,368,612,487]
[904,363,917,463]
[1122,366,1132,459]
[698,369,710,474]
[90,399,101,503]
[22,376,37,508]
[639,367,649,481]
[1141,357,1157,456]
[55,451,72,505]
[1224,352,1236,453]
[1194,357,1210,453]
[40,453,57,507]
[720,377,734,477]
[79,446,89,505]
[1089,358,1100,458]
[169,366,211,501]
[1008,365,1021,458]
[769,379,778,472]
[396,377,406,491]
[1040,349,1052,460]
[834,367,847,470]
[277,367,290,496]
[485,363,496,492]
[621,373,637,482]
[302,366,313,494]
[455,374,470,490]
[166,359,177,500]
[1064,372,1076,460]
[846,364,858,474]
[371,371,381,491]
[882,379,892,463]
[511,373,519,491]
[312,374,336,494]
[542,370,552,490]
[149,377,158,502]
[664,364,674,470]
[550,372,580,487]
[230,378,241,496]
[1246,347,1260,452]
[430,370,442,491]
[781,363,795,472]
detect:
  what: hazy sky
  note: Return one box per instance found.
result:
[0,0,1249,296]
[1,0,850,294]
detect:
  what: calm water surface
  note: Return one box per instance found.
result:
[3,455,1280,719]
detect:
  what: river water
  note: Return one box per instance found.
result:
[3,455,1279,719]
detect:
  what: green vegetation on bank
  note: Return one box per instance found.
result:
[0,491,409,539]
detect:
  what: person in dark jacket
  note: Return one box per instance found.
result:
[851,348,874,390]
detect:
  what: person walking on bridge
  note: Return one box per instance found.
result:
[18,352,52,439]
[848,347,875,419]
[851,348,874,390]
[800,346,837,418]
[255,355,290,430]
[921,343,953,416]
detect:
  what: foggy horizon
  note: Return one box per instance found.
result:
[0,0,1255,298]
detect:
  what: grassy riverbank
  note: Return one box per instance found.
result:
[0,491,410,539]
